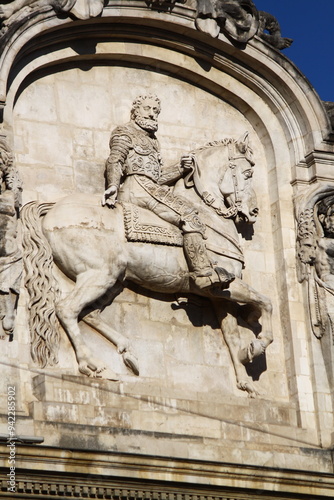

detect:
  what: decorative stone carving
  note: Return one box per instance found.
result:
[103,94,235,289]
[148,0,182,8]
[0,0,104,38]
[194,1,293,50]
[21,95,273,397]
[258,11,293,50]
[323,101,334,131]
[296,185,334,338]
[296,185,334,401]
[0,139,22,340]
[195,0,259,42]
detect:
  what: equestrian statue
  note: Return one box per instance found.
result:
[21,94,273,397]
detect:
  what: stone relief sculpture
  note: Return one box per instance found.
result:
[21,94,273,397]
[195,0,293,50]
[0,0,104,34]
[323,101,334,131]
[296,185,334,339]
[102,94,234,290]
[296,185,334,396]
[0,0,293,53]
[0,139,22,340]
[195,0,259,41]
[258,10,293,50]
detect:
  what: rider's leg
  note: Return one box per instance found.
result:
[148,200,216,284]
[183,232,212,277]
[126,181,234,287]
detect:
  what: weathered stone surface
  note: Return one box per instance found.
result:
[0,2,333,497]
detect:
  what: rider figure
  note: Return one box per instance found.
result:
[102,94,234,289]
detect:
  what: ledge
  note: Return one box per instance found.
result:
[0,445,333,498]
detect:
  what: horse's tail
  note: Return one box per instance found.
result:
[21,201,60,367]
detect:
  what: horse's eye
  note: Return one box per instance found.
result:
[243,169,253,179]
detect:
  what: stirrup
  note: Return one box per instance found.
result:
[193,267,212,278]
[214,266,235,284]
[193,274,213,290]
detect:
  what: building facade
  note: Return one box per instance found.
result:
[0,1,333,498]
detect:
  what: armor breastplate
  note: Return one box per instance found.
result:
[126,131,161,182]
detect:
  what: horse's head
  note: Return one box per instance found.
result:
[219,133,258,224]
[190,132,258,224]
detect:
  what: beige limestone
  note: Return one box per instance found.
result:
[0,3,333,498]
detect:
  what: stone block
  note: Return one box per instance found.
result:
[14,78,57,123]
[32,375,54,402]
[73,159,105,194]
[59,82,112,130]
[91,408,132,428]
[164,327,205,366]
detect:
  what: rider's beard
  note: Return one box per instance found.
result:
[135,116,158,132]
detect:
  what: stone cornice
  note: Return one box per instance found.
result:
[0,446,333,498]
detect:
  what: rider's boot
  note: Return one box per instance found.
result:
[183,232,234,289]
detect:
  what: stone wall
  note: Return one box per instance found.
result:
[0,1,333,498]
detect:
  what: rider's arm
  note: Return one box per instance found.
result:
[159,162,183,185]
[159,155,194,186]
[105,131,132,190]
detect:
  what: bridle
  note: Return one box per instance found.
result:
[186,145,249,219]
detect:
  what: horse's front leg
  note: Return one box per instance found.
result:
[82,310,140,376]
[212,301,259,397]
[212,277,273,364]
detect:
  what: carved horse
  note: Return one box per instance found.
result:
[21,134,273,397]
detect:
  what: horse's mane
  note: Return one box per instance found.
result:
[194,138,235,152]
[192,137,254,165]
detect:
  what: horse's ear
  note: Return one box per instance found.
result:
[236,132,249,153]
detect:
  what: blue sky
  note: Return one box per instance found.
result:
[254,1,334,102]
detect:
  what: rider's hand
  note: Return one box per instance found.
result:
[102,185,118,207]
[180,154,194,172]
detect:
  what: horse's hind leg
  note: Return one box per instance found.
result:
[82,313,139,375]
[56,268,123,378]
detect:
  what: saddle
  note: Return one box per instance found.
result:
[122,202,183,246]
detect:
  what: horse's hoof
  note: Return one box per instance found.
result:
[78,362,93,377]
[78,357,106,377]
[95,367,119,382]
[237,380,259,398]
[123,351,140,376]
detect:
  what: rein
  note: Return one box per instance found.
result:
[185,146,244,219]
